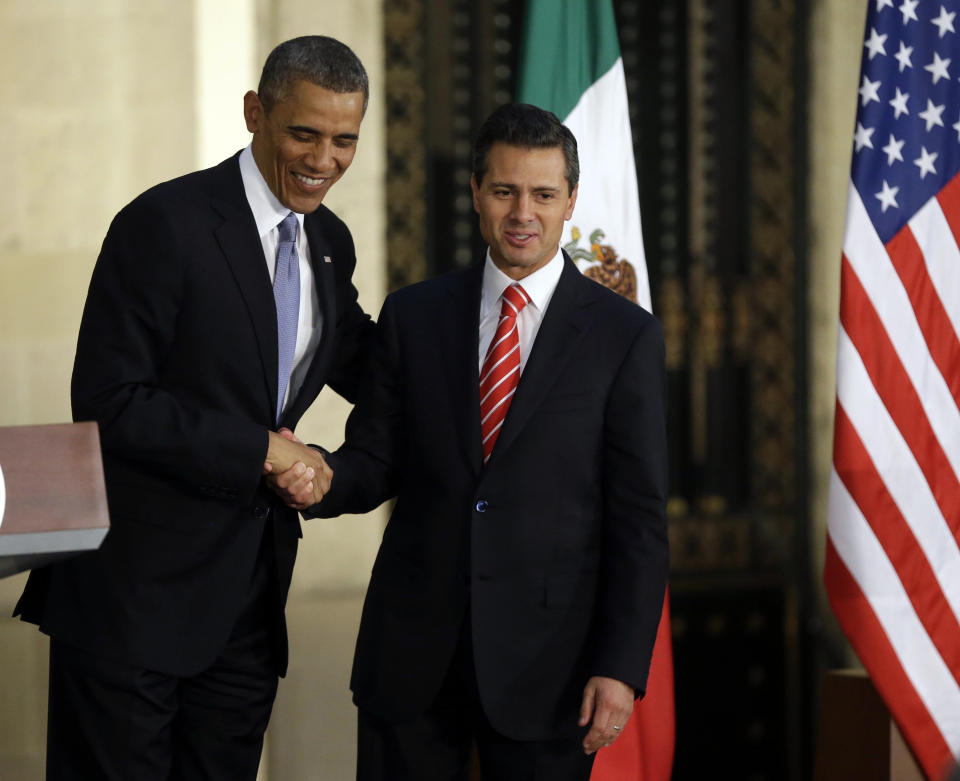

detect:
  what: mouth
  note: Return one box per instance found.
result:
[505,231,536,248]
[292,171,330,189]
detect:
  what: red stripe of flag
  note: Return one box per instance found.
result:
[824,537,953,781]
[832,403,960,688]
[885,223,960,409]
[933,172,960,263]
[839,256,960,543]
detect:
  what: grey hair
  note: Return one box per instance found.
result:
[258,36,369,114]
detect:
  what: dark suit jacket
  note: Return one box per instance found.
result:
[314,255,668,741]
[15,153,373,678]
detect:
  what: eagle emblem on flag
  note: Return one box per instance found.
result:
[565,226,639,304]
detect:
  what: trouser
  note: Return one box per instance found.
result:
[357,617,596,781]
[46,550,278,781]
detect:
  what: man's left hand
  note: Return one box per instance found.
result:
[578,675,635,754]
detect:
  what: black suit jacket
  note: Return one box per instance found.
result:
[314,255,668,741]
[15,153,373,677]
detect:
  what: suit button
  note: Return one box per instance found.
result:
[475,500,488,513]
[253,505,267,519]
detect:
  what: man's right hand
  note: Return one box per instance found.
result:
[263,429,333,509]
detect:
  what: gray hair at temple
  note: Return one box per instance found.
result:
[472,103,580,195]
[257,35,369,114]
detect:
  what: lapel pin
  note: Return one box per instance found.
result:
[324,255,332,263]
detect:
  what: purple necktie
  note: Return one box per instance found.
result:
[274,212,300,423]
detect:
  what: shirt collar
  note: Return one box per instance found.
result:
[481,247,565,319]
[239,145,305,239]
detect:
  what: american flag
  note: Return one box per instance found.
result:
[825,1,960,778]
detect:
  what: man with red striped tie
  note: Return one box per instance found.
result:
[275,102,668,781]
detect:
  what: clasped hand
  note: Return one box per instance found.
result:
[262,428,332,510]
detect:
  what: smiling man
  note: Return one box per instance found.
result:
[14,36,374,781]
[278,102,669,781]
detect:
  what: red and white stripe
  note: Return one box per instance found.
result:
[480,284,531,462]
[826,175,960,779]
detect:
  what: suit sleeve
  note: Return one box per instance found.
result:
[590,315,669,696]
[322,225,376,404]
[308,294,404,518]
[71,200,268,500]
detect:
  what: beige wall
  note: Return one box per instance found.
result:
[0,1,384,777]
[0,3,197,775]
[807,0,867,656]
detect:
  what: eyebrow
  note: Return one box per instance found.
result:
[487,181,561,192]
[286,124,359,141]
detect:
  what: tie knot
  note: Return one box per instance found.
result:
[278,211,298,244]
[501,283,531,318]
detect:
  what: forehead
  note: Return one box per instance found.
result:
[483,143,567,186]
[271,80,365,123]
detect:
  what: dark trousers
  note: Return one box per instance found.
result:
[46,552,279,781]
[357,619,595,781]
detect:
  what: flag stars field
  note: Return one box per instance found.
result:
[851,0,960,239]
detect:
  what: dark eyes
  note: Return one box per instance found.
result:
[489,189,557,200]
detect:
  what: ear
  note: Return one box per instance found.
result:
[564,183,579,220]
[243,90,265,133]
[471,174,481,214]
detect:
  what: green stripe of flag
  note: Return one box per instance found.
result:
[516,0,621,120]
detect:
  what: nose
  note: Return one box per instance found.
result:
[510,194,533,222]
[304,140,335,172]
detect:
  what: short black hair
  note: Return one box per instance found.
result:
[258,36,369,114]
[472,103,579,193]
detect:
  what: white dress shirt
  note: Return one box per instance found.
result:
[239,145,323,416]
[478,248,564,374]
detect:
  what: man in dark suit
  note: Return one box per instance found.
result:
[277,102,668,780]
[14,36,374,780]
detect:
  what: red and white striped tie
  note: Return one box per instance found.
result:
[480,283,531,462]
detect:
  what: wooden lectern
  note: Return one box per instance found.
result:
[814,669,925,781]
[0,422,109,579]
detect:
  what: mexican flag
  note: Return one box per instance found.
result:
[517,0,650,312]
[517,2,674,779]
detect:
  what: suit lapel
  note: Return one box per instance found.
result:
[211,159,277,419]
[440,263,485,475]
[282,216,337,425]
[487,256,596,463]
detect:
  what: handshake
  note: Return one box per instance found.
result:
[262,428,333,511]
